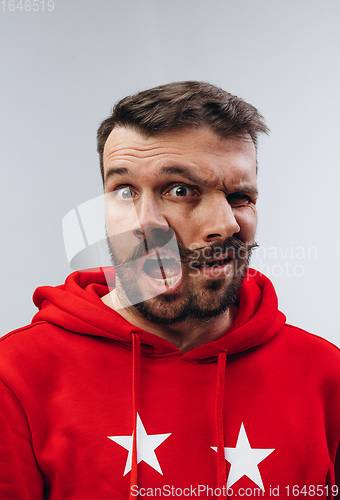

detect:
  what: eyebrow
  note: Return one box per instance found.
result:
[159,165,210,187]
[229,184,259,197]
[104,167,129,188]
[104,164,258,196]
[104,165,205,189]
[161,166,258,196]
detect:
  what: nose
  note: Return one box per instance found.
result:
[200,196,240,243]
[132,195,170,240]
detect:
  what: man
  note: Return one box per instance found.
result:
[0,81,339,499]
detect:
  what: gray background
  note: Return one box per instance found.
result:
[1,0,339,345]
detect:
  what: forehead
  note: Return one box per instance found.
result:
[103,126,257,187]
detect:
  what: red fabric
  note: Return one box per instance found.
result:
[0,268,339,498]
[216,350,228,489]
[130,332,141,500]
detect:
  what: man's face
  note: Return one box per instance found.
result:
[103,126,258,324]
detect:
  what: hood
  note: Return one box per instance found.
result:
[32,267,286,362]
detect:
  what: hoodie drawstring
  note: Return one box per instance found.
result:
[216,349,228,491]
[129,332,141,500]
[129,337,228,497]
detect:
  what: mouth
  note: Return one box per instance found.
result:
[135,248,237,293]
[141,250,183,292]
[190,253,234,278]
[199,255,233,268]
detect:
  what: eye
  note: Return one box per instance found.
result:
[227,193,252,207]
[166,184,199,198]
[114,186,135,199]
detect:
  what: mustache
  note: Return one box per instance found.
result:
[182,238,258,266]
[107,228,257,268]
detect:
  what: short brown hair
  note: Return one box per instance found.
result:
[97,81,268,182]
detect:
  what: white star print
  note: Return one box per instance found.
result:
[212,423,275,491]
[108,413,171,476]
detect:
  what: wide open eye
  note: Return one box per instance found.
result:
[167,185,198,197]
[115,186,135,199]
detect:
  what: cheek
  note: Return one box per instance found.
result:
[105,211,141,257]
[105,205,140,236]
[166,212,200,248]
[235,210,258,243]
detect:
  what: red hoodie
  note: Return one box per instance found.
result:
[0,268,339,499]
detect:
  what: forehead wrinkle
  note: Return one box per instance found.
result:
[104,139,185,163]
[103,129,257,192]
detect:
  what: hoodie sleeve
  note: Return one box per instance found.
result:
[0,379,44,499]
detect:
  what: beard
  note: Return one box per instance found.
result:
[106,228,256,326]
[131,267,247,326]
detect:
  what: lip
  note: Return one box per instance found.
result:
[196,257,234,279]
[188,249,233,267]
[201,250,234,265]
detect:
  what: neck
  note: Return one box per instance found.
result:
[101,290,237,353]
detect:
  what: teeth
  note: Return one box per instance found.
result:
[153,276,179,285]
[147,252,173,260]
[159,252,172,260]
